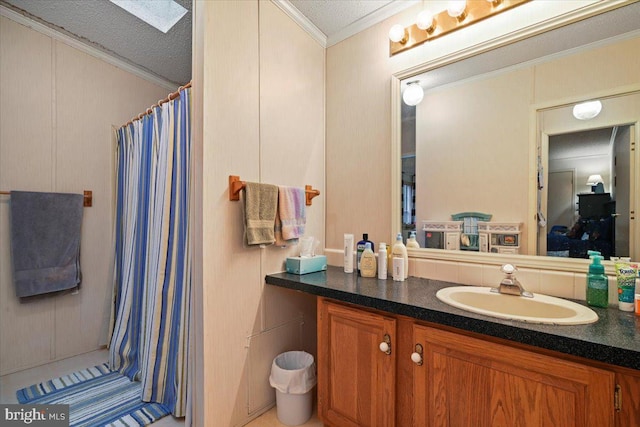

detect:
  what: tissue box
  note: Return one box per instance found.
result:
[286,256,327,275]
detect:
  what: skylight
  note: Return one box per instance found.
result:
[109,0,187,33]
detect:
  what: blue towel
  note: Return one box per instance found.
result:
[9,191,84,298]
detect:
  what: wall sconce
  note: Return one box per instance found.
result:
[573,100,603,120]
[586,174,604,193]
[389,0,530,56]
[403,81,424,106]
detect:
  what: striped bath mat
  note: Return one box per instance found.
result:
[16,363,171,427]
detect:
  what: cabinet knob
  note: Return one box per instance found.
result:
[412,343,424,366]
[379,333,392,355]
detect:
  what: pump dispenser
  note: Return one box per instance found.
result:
[356,233,374,276]
[586,250,608,308]
[406,231,420,248]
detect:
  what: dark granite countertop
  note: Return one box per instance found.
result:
[266,266,640,371]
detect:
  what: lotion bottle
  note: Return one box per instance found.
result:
[378,243,388,280]
[586,250,608,308]
[407,231,420,248]
[392,233,409,279]
[360,242,377,278]
[356,233,374,276]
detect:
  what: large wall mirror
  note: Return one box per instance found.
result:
[393,2,640,272]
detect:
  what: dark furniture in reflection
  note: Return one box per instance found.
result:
[547,193,615,259]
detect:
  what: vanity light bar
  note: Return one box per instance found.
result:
[389,0,531,56]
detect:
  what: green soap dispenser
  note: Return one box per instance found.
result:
[586,250,608,308]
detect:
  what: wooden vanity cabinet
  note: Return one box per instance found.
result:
[318,298,396,427]
[317,297,638,427]
[412,324,614,427]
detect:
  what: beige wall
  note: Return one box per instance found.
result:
[0,16,169,375]
[415,35,640,253]
[192,1,324,425]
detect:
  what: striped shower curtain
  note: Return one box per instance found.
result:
[109,88,191,417]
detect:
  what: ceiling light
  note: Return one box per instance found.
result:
[109,0,188,33]
[389,24,408,43]
[416,10,435,32]
[572,100,602,120]
[403,82,424,106]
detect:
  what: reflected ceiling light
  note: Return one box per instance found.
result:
[109,0,188,33]
[389,0,530,56]
[388,24,408,44]
[403,82,424,106]
[447,1,467,20]
[416,10,436,32]
[572,100,602,120]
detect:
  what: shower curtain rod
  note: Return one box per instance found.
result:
[121,80,192,128]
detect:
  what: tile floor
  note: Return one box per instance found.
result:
[0,349,323,426]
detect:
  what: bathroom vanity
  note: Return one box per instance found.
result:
[266,266,640,427]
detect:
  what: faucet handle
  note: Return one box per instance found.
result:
[501,264,517,274]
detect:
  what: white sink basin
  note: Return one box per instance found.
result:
[436,286,598,325]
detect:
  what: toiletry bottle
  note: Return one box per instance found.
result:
[356,233,374,276]
[360,242,377,278]
[378,243,388,280]
[391,233,409,279]
[343,234,354,273]
[407,231,420,248]
[586,250,608,308]
[614,261,637,311]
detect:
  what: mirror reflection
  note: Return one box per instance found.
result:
[400,3,640,260]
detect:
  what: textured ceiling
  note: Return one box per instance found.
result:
[288,0,396,37]
[3,1,639,90]
[2,0,192,86]
[550,128,615,161]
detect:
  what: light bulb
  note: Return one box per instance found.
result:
[416,10,435,31]
[403,83,424,106]
[389,24,406,43]
[572,100,602,120]
[447,1,467,18]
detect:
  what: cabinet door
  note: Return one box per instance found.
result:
[412,325,615,427]
[318,299,396,427]
[616,370,640,427]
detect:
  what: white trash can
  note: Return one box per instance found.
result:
[269,351,317,426]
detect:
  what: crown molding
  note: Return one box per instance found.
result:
[271,0,327,48]
[0,3,178,91]
[327,0,419,47]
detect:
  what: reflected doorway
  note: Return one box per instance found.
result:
[546,126,631,259]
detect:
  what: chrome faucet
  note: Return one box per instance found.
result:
[491,264,533,298]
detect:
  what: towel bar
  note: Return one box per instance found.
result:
[0,190,93,207]
[228,175,320,206]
